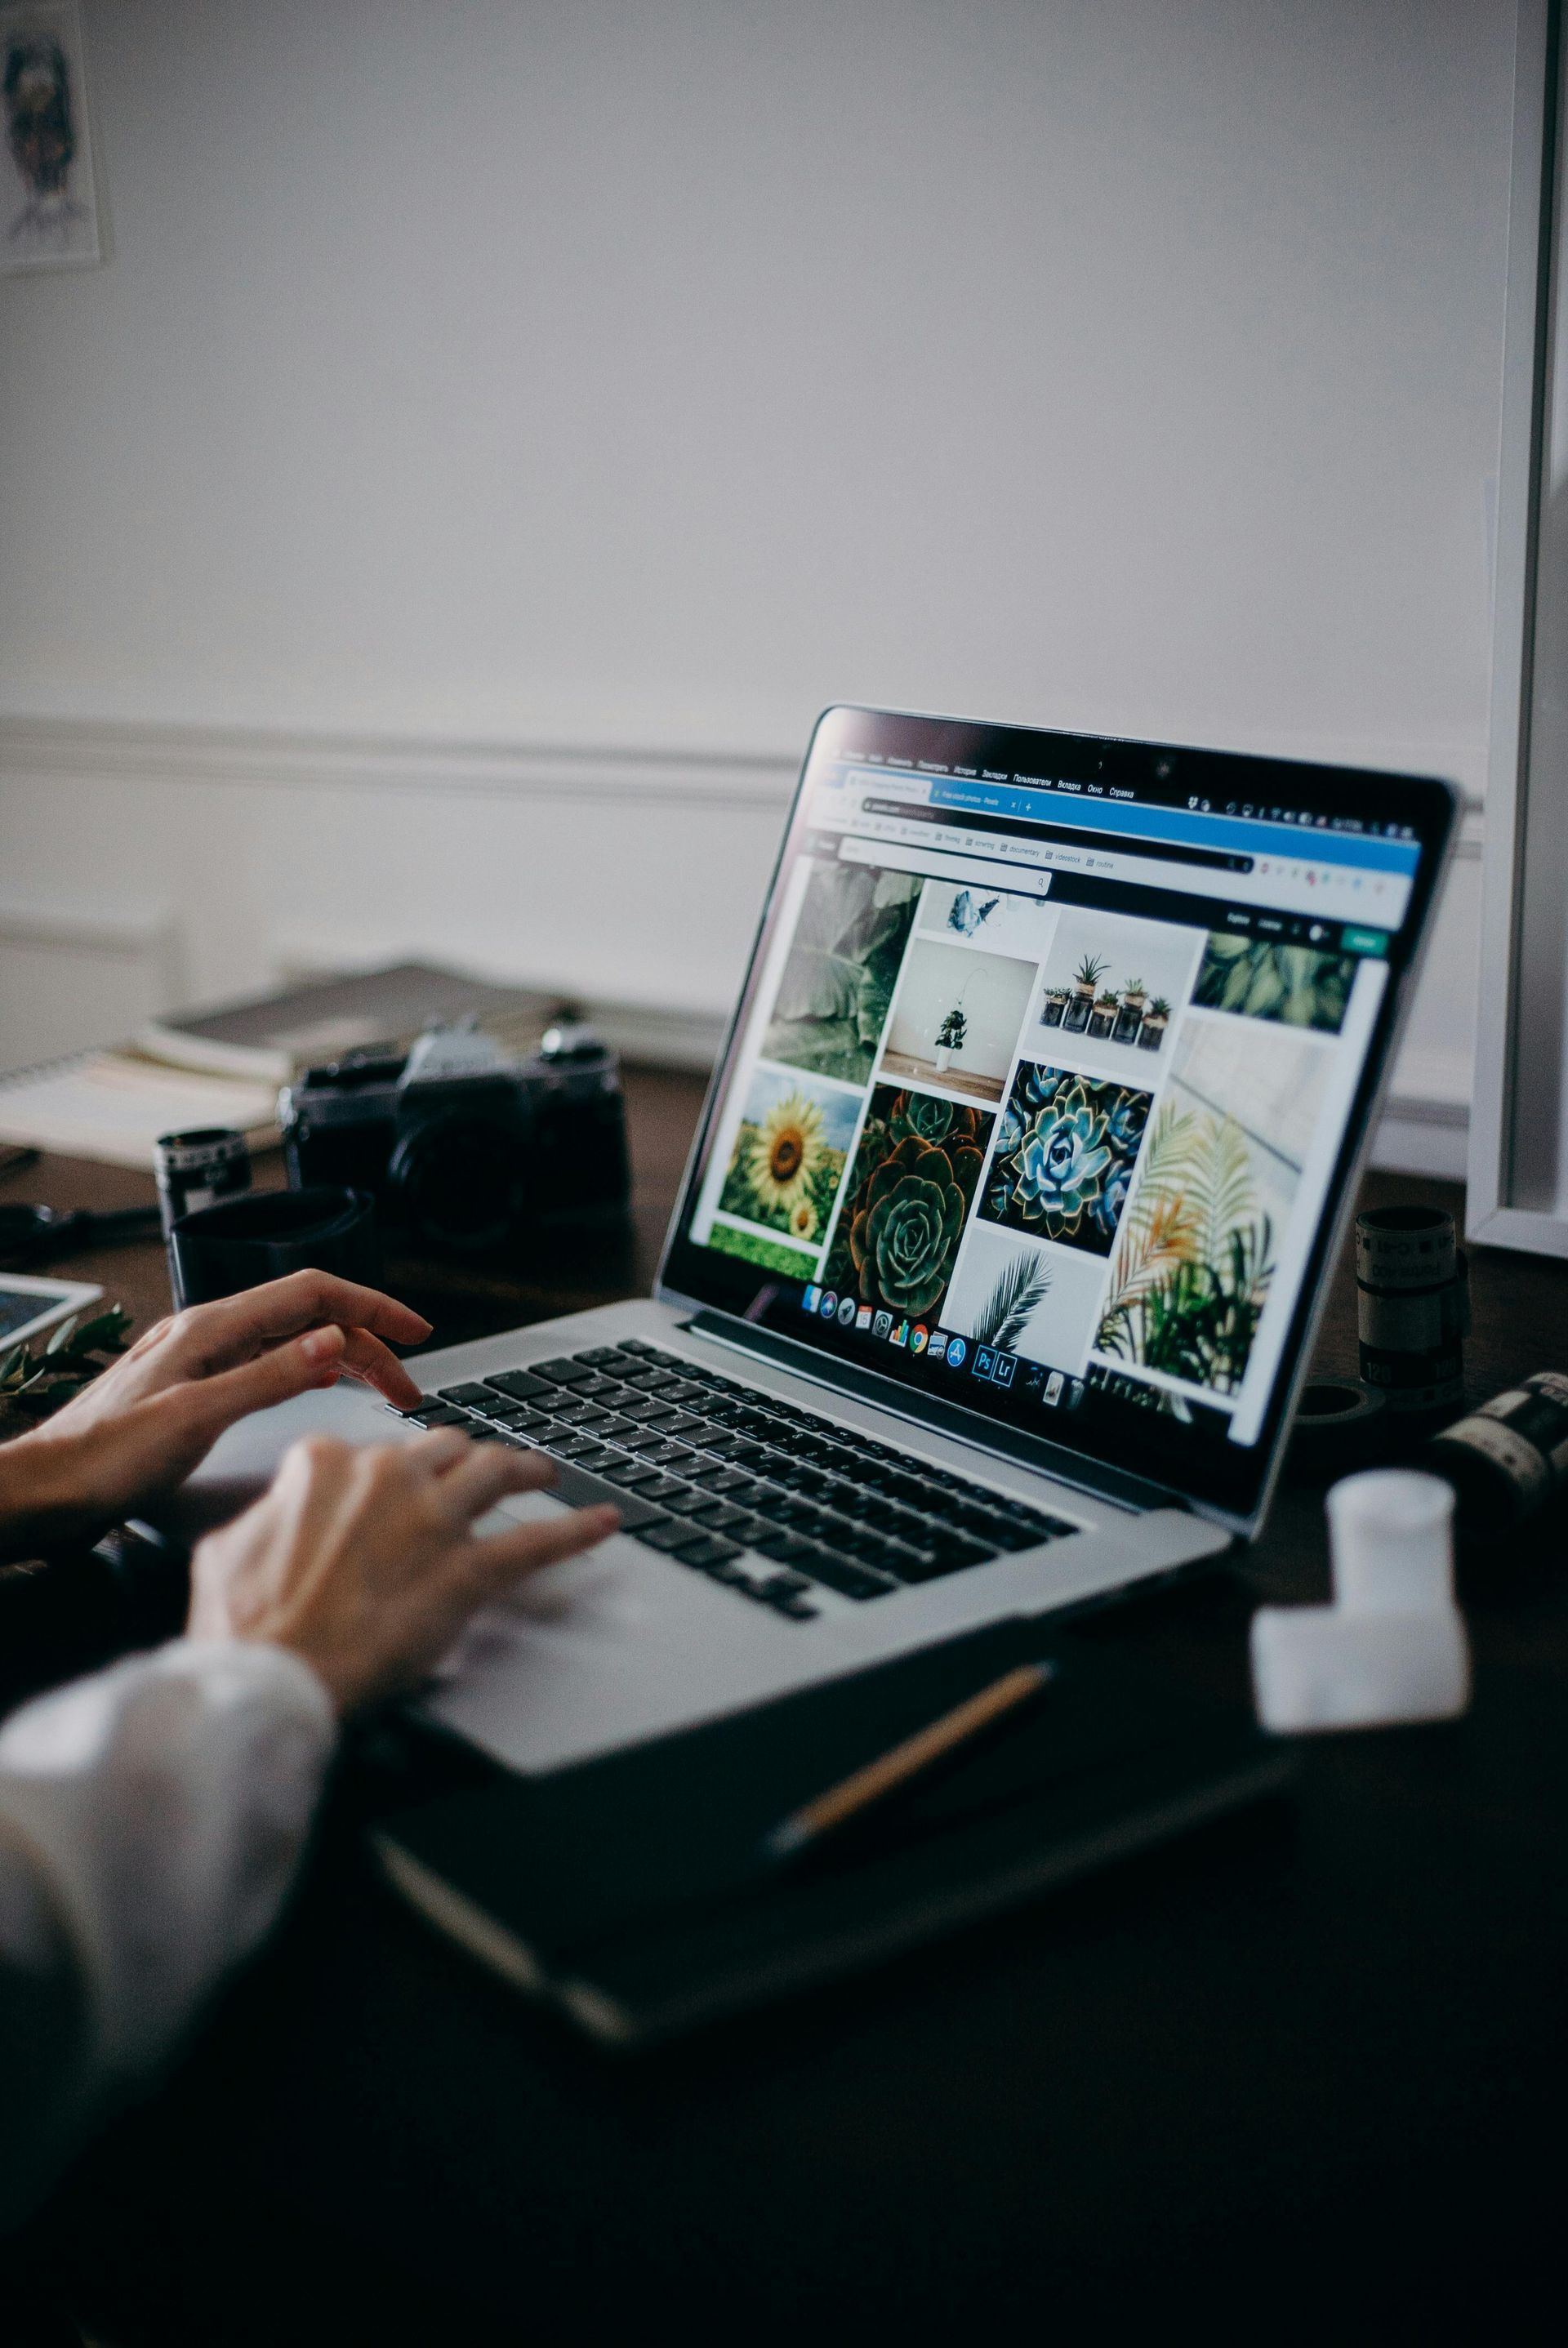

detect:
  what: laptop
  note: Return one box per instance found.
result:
[189,706,1457,1773]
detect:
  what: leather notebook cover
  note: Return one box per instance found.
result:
[373,1623,1291,2048]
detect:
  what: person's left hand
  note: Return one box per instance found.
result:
[0,1272,430,1559]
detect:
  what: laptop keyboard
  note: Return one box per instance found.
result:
[399,1339,1079,1627]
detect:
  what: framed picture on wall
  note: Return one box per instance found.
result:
[1470,0,1568,1255]
[0,0,103,274]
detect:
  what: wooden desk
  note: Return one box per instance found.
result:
[6,1084,1568,2345]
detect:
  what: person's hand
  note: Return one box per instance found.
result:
[188,1428,621,1713]
[0,1273,430,1560]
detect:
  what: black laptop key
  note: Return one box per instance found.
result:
[690,1500,754,1534]
[540,1455,662,1526]
[543,1433,606,1461]
[695,1466,755,1497]
[406,1403,471,1428]
[470,1395,533,1423]
[657,1486,710,1516]
[639,1442,697,1469]
[976,1515,1052,1552]
[633,1520,692,1553]
[675,1534,745,1570]
[437,1383,501,1409]
[750,1529,820,1568]
[572,1348,641,1371]
[598,1458,667,1490]
[819,1480,878,1520]
[635,1476,696,1504]
[620,1397,682,1424]
[542,1397,596,1424]
[796,1551,896,1602]
[483,1370,554,1403]
[529,1357,599,1386]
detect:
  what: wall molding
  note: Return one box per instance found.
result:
[0,712,800,811]
[0,713,1485,1144]
[0,711,1490,822]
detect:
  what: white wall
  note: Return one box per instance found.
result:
[0,0,1516,1163]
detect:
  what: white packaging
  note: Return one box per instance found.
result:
[1326,1468,1455,1615]
[1250,1604,1470,1735]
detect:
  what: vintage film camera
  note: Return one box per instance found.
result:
[279,1021,630,1257]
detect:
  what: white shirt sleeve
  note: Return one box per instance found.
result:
[0,1639,336,2230]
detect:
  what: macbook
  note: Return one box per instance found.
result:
[189,706,1457,1771]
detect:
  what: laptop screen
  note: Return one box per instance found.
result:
[660,707,1456,1524]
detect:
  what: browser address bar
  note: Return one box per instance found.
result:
[837,833,1052,898]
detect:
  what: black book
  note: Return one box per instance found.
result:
[374,1624,1291,2048]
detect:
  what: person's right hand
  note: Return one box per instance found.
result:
[187,1428,620,1715]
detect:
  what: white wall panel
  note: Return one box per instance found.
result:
[0,2,1515,1161]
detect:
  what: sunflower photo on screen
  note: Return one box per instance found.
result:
[716,1065,859,1245]
[822,1086,994,1321]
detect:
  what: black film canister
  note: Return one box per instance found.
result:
[1356,1204,1465,1419]
[154,1125,252,1243]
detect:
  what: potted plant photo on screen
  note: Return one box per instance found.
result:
[1039,981,1070,1028]
[933,1004,969,1072]
[1089,987,1120,1040]
[1138,995,1171,1050]
[1112,978,1147,1046]
[1063,953,1106,1035]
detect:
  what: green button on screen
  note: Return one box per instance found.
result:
[1341,927,1389,956]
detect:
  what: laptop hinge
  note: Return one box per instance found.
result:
[678,1308,1183,1518]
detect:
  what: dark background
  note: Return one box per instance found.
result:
[2,1068,1565,2346]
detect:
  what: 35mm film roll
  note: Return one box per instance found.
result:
[1356,1204,1468,1418]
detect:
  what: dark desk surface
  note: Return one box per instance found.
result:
[6,1076,1568,2345]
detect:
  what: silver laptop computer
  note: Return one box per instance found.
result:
[192,706,1457,1772]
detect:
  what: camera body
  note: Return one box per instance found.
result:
[279,1023,630,1257]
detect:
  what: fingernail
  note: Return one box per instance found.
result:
[301,1325,344,1363]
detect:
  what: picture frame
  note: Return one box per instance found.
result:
[1469,0,1568,1255]
[0,0,103,275]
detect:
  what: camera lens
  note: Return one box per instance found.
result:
[387,1116,523,1254]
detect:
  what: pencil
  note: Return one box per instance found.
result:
[760,1660,1054,1863]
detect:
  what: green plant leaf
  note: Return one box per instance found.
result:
[44,1314,79,1357]
[973,1250,1052,1349]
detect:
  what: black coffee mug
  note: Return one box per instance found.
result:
[168,1185,381,1308]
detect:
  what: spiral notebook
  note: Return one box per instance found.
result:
[0,1049,280,1170]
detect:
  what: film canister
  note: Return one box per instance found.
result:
[154,1126,252,1244]
[1356,1204,1468,1420]
[1426,1370,1568,1536]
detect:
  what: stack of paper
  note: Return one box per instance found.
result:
[0,1051,280,1171]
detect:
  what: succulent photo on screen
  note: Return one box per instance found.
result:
[762,860,922,1086]
[980,1063,1152,1259]
[716,1064,861,1249]
[822,1086,993,1321]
